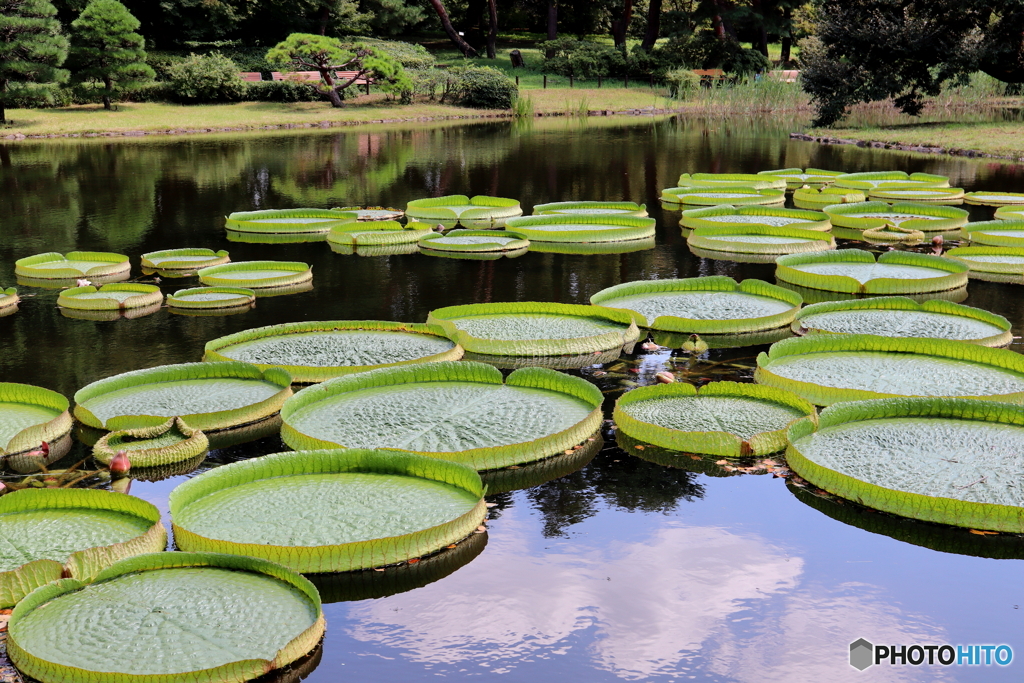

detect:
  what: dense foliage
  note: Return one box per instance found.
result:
[0,0,69,122]
[68,0,153,109]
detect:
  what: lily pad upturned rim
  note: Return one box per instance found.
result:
[169,448,486,573]
[503,214,656,243]
[404,195,523,224]
[56,283,163,311]
[326,220,431,246]
[527,237,656,255]
[0,382,73,456]
[687,224,837,256]
[280,361,604,470]
[140,248,230,270]
[93,417,208,467]
[165,286,256,310]
[614,381,816,457]
[755,334,1024,405]
[775,249,969,294]
[945,246,1024,280]
[203,320,464,383]
[794,296,1013,347]
[833,171,950,190]
[822,201,968,231]
[786,397,1024,532]
[14,251,131,280]
[425,301,641,356]
[197,261,313,289]
[74,361,293,432]
[332,206,405,221]
[590,276,803,334]
[758,167,843,187]
[680,204,832,232]
[660,185,786,206]
[960,220,1024,247]
[225,208,358,234]
[7,551,324,683]
[418,229,530,253]
[867,187,966,203]
[677,173,788,190]
[792,187,867,210]
[0,488,165,609]
[531,201,648,217]
[964,191,1024,206]
[0,287,19,310]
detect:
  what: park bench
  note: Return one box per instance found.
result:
[768,69,800,83]
[271,70,374,94]
[238,72,263,82]
[692,69,725,86]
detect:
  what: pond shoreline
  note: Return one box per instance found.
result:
[790,132,1012,159]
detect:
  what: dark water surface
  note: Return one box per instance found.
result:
[1,117,1022,682]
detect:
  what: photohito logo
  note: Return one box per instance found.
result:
[850,639,1013,670]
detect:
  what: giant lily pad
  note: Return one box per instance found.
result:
[614,381,815,457]
[687,225,836,258]
[526,237,656,255]
[590,277,802,334]
[57,283,163,311]
[226,231,328,245]
[775,249,968,294]
[0,489,165,608]
[166,286,256,312]
[418,229,530,253]
[405,195,522,228]
[868,187,965,204]
[964,191,1024,206]
[204,320,463,383]
[170,449,486,572]
[327,220,431,246]
[823,201,968,232]
[758,168,842,188]
[532,201,648,217]
[7,552,324,683]
[332,206,405,221]
[225,208,357,234]
[945,246,1024,284]
[503,214,655,243]
[660,186,785,206]
[74,361,293,432]
[330,243,421,257]
[795,297,1012,346]
[995,205,1024,220]
[833,171,949,190]
[426,302,640,356]
[677,173,787,190]
[197,261,312,290]
[15,251,130,281]
[961,219,1024,247]
[0,383,73,457]
[778,281,969,306]
[281,361,603,470]
[786,397,1024,532]
[680,205,831,231]
[93,417,208,467]
[755,334,1024,405]
[793,187,866,210]
[140,248,230,272]
[0,288,19,316]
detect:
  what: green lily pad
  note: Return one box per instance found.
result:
[995,205,1024,220]
[166,286,256,311]
[758,168,842,188]
[405,195,523,228]
[331,206,405,221]
[532,201,648,217]
[755,334,1024,405]
[660,186,785,206]
[961,219,1024,247]
[590,276,802,334]
[868,188,965,204]
[0,383,73,457]
[964,191,1024,206]
[74,361,293,432]
[833,171,949,190]
[614,381,816,457]
[945,246,1024,284]
[140,248,230,271]
[329,243,421,257]
[824,201,968,232]
[775,249,968,294]
[226,230,329,244]
[197,261,312,290]
[687,225,836,257]
[677,173,787,190]
[651,326,794,349]
[204,320,463,383]
[792,187,866,210]
[0,489,165,608]
[57,283,163,311]
[14,251,130,280]
[327,220,430,246]
[426,302,640,356]
[170,449,486,572]
[226,208,357,234]
[418,229,530,253]
[526,237,656,254]
[480,434,601,494]
[7,552,324,682]
[0,288,19,315]
[795,297,1012,346]
[503,214,656,243]
[681,205,831,231]
[93,417,208,467]
[281,361,603,470]
[463,348,623,370]
[776,281,970,305]
[786,397,1024,532]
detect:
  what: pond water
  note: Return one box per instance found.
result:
[1,116,1023,682]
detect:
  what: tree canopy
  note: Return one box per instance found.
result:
[69,0,153,109]
[0,0,69,123]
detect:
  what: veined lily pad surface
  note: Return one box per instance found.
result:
[0,383,73,456]
[590,277,802,334]
[677,173,787,190]
[226,208,357,234]
[786,398,1024,532]
[93,417,208,467]
[7,552,324,683]
[660,186,785,206]
[204,320,462,383]
[197,261,312,290]
[57,283,163,311]
[755,334,1024,405]
[964,191,1024,206]
[281,362,603,470]
[327,220,430,246]
[687,225,836,257]
[945,246,1024,284]
[795,297,1012,346]
[332,206,405,221]
[504,215,655,243]
[74,361,293,431]
[14,251,130,280]
[823,201,968,232]
[405,195,523,227]
[833,171,949,190]
[0,489,165,608]
[170,449,487,572]
[680,205,831,231]
[868,188,965,204]
[614,381,815,457]
[961,220,1024,247]
[426,302,640,356]
[758,168,842,188]
[418,230,530,253]
[793,187,866,210]
[775,250,968,294]
[532,201,648,217]
[140,248,229,271]
[166,286,256,311]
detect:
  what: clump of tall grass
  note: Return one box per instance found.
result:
[564,96,590,117]
[682,76,810,115]
[511,94,534,118]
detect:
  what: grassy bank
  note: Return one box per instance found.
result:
[805,117,1024,159]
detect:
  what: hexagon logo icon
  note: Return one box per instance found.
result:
[850,638,874,671]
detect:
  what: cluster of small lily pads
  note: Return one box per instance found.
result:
[5,166,1024,682]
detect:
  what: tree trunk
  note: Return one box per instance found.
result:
[103,77,112,110]
[319,5,330,34]
[326,87,344,107]
[751,0,768,57]
[0,104,5,125]
[486,0,497,59]
[427,0,479,57]
[780,6,792,63]
[545,0,557,58]
[610,0,633,48]
[640,0,662,50]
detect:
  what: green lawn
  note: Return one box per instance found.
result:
[806,119,1024,159]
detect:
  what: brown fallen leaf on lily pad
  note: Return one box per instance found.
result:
[969,529,1000,536]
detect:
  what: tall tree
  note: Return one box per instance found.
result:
[0,0,68,123]
[486,0,497,59]
[640,0,662,50]
[609,0,633,47]
[545,0,556,57]
[69,0,153,110]
[427,0,477,56]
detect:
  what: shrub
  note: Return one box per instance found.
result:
[165,53,247,103]
[442,66,518,109]
[541,38,624,79]
[665,68,701,98]
[340,36,435,70]
[243,80,319,102]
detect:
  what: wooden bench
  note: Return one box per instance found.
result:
[692,69,725,86]
[768,69,800,83]
[238,72,263,82]
[270,70,374,94]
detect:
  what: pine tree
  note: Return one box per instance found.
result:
[0,0,69,123]
[69,0,152,110]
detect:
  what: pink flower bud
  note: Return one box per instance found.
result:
[655,371,675,384]
[109,450,131,476]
